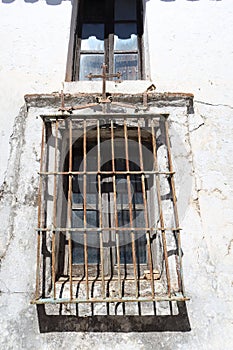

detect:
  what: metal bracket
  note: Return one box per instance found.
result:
[58,67,156,114]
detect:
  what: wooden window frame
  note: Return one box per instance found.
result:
[65,0,145,81]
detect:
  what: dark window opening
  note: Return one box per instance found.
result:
[64,126,151,277]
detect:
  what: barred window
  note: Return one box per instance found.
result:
[32,112,187,306]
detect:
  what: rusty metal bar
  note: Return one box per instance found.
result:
[102,63,106,101]
[39,170,175,176]
[36,121,45,299]
[59,103,99,113]
[110,120,121,298]
[40,112,162,117]
[164,117,184,294]
[36,227,181,233]
[124,119,139,298]
[31,294,189,305]
[67,118,73,300]
[83,119,89,299]
[40,112,161,121]
[52,119,58,300]
[151,119,171,297]
[86,64,121,102]
[60,88,65,110]
[97,120,105,298]
[137,120,154,298]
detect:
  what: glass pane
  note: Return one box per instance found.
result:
[72,236,100,264]
[114,23,138,50]
[135,233,147,263]
[115,0,137,21]
[73,154,83,171]
[72,192,83,204]
[120,239,132,264]
[72,210,98,228]
[73,175,80,193]
[114,54,138,80]
[79,54,104,80]
[116,176,143,205]
[119,232,147,264]
[86,145,98,171]
[72,211,100,263]
[72,210,83,228]
[81,24,104,50]
[118,208,145,228]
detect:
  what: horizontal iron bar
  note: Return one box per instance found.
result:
[39,171,175,176]
[40,113,168,121]
[31,295,189,305]
[36,227,182,232]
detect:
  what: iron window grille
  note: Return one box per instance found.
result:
[70,0,144,81]
[32,111,187,305]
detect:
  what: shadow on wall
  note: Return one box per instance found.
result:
[37,302,191,333]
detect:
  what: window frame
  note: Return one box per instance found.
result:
[65,0,145,81]
[33,111,187,305]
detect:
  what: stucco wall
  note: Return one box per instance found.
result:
[147,0,233,105]
[0,1,233,349]
[1,0,233,183]
[0,0,71,185]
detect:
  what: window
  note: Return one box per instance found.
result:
[68,125,149,277]
[68,0,144,81]
[32,110,187,305]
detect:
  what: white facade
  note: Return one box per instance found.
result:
[0,1,233,349]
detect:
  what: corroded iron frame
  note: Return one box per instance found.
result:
[32,110,188,305]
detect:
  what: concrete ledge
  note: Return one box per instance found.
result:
[24,91,194,113]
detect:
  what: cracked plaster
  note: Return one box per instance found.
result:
[0,0,233,349]
[0,95,232,349]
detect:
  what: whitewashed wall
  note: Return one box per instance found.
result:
[0,1,233,349]
[1,0,233,184]
[147,0,233,105]
[0,0,71,185]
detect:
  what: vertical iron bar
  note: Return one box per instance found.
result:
[102,64,107,100]
[36,121,45,299]
[97,120,105,298]
[137,120,154,298]
[52,119,58,300]
[83,119,89,299]
[111,120,121,298]
[151,119,171,297]
[124,119,139,298]
[164,117,184,294]
[67,118,73,300]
